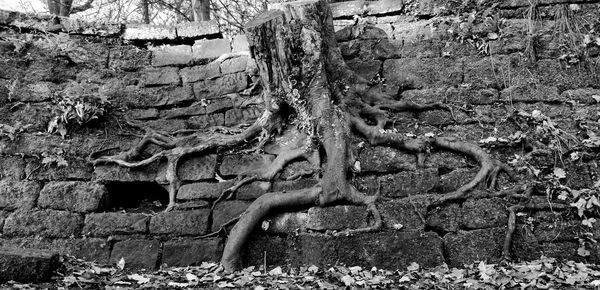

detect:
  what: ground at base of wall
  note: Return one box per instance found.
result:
[5,255,600,289]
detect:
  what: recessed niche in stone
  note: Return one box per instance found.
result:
[105,182,169,213]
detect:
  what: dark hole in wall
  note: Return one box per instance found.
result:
[105,182,169,213]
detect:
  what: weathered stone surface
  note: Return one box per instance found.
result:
[265,211,308,233]
[149,209,209,235]
[306,206,368,231]
[500,84,562,103]
[108,46,151,71]
[424,151,471,170]
[25,158,94,181]
[178,182,229,200]
[379,195,431,231]
[123,24,176,40]
[175,20,220,39]
[463,55,512,89]
[180,62,220,83]
[440,168,478,193]
[177,154,217,181]
[462,198,508,229]
[358,146,416,174]
[93,163,159,182]
[162,238,223,266]
[231,35,249,52]
[220,56,248,75]
[143,67,180,86]
[145,119,187,132]
[383,58,462,93]
[193,73,248,99]
[561,88,600,104]
[427,203,462,232]
[236,181,272,200]
[3,210,82,238]
[0,248,59,282]
[330,0,404,18]
[110,239,160,270]
[285,231,444,269]
[211,201,250,232]
[532,212,581,242]
[224,107,262,126]
[206,97,234,114]
[0,180,41,210]
[380,169,439,197]
[10,82,54,102]
[243,234,290,267]
[83,213,149,236]
[444,227,505,267]
[192,39,231,60]
[128,108,159,120]
[125,84,195,108]
[38,181,107,213]
[346,59,381,80]
[219,154,275,176]
[150,45,192,67]
[0,156,25,181]
[392,19,436,43]
[187,113,225,129]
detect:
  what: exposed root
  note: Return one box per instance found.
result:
[221,186,322,272]
[502,192,570,260]
[336,181,383,236]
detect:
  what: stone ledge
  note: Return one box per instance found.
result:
[0,247,59,283]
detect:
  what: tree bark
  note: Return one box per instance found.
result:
[192,0,211,21]
[141,0,150,24]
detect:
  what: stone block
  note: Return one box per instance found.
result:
[123,24,176,40]
[220,154,274,176]
[0,180,41,210]
[180,62,220,83]
[379,195,431,231]
[306,206,369,231]
[231,35,249,52]
[38,181,107,213]
[193,72,248,99]
[424,151,470,170]
[128,108,159,120]
[83,213,149,236]
[444,227,505,267]
[192,39,231,61]
[149,209,209,235]
[125,84,195,108]
[418,110,455,126]
[330,0,404,18]
[358,146,417,174]
[206,97,234,114]
[0,248,59,283]
[286,231,444,269]
[24,158,94,181]
[93,163,159,182]
[500,84,563,103]
[211,201,250,232]
[426,203,462,232]
[0,156,24,182]
[463,55,512,89]
[108,46,151,71]
[383,58,462,94]
[392,19,435,43]
[3,210,82,238]
[224,107,262,126]
[159,103,207,119]
[178,182,230,200]
[440,168,478,193]
[150,45,192,67]
[561,88,600,105]
[220,56,248,75]
[462,198,508,230]
[162,238,223,266]
[236,181,272,200]
[10,82,54,102]
[176,20,220,39]
[380,169,439,197]
[143,67,180,86]
[264,211,308,233]
[145,119,187,132]
[532,212,581,242]
[110,239,160,270]
[177,154,217,181]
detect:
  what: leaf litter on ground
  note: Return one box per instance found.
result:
[4,255,600,289]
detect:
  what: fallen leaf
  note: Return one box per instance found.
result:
[127,274,149,284]
[117,257,125,270]
[341,275,355,286]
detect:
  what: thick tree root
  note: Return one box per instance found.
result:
[221,186,322,271]
[90,109,280,211]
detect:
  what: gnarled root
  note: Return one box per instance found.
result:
[336,181,383,236]
[220,186,322,272]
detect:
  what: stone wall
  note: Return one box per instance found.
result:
[1,0,600,270]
